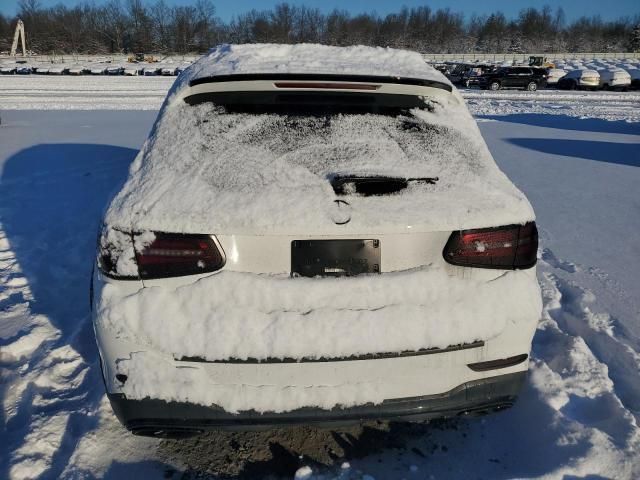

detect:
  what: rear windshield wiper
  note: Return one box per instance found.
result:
[331,175,439,196]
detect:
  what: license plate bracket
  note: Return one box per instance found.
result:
[291,239,380,277]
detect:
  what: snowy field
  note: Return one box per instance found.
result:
[1,78,640,479]
[1,75,640,122]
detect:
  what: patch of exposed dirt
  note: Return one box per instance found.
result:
[157,419,462,479]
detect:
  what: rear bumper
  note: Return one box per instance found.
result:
[108,371,526,436]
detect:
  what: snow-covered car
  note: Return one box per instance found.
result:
[1,65,17,74]
[557,69,600,90]
[90,66,108,75]
[161,66,178,76]
[545,68,567,86]
[68,65,86,75]
[48,66,67,75]
[123,67,139,76]
[597,68,631,90]
[92,44,541,437]
[142,66,159,76]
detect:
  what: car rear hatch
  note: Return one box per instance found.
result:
[111,77,530,229]
[97,62,540,367]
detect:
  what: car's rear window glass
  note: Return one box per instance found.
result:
[184,91,429,116]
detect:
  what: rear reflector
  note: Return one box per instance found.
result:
[136,233,225,279]
[443,222,538,270]
[467,354,529,372]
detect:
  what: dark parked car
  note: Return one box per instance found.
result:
[445,62,472,85]
[477,67,547,91]
[463,64,498,88]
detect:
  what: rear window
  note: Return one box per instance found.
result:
[159,99,480,192]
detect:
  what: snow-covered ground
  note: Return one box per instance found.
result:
[0,76,173,110]
[2,75,640,122]
[1,82,639,479]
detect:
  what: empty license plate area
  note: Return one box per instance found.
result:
[291,239,380,277]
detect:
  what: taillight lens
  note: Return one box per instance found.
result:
[443,222,538,270]
[97,229,225,279]
[136,233,225,279]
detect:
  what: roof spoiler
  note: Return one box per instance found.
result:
[189,73,452,92]
[182,73,452,110]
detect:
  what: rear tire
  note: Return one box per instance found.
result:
[490,81,501,91]
[526,82,537,92]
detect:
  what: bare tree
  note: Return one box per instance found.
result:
[1,1,637,54]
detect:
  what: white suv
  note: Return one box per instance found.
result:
[557,68,600,90]
[92,44,541,438]
[598,68,632,90]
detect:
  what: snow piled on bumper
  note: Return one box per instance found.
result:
[115,350,394,413]
[96,265,540,411]
[96,266,541,362]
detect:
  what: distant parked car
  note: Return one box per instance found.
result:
[556,69,600,90]
[176,65,190,75]
[445,62,472,85]
[34,66,50,75]
[462,65,496,88]
[68,65,87,75]
[1,65,17,74]
[161,66,178,76]
[123,67,140,76]
[49,66,67,75]
[627,69,640,90]
[545,68,566,87]
[598,68,631,90]
[106,66,124,75]
[477,67,547,91]
[90,66,108,75]
[16,65,32,74]
[143,67,160,76]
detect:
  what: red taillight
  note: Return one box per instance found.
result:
[97,229,225,280]
[273,82,380,90]
[136,233,225,279]
[443,222,538,270]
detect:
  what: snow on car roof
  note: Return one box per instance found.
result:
[165,43,452,103]
[187,43,450,83]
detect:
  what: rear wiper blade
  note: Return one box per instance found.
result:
[331,175,438,196]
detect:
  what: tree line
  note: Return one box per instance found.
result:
[1,0,639,55]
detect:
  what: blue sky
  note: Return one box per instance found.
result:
[1,0,638,21]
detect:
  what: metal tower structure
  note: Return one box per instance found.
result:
[10,20,27,57]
